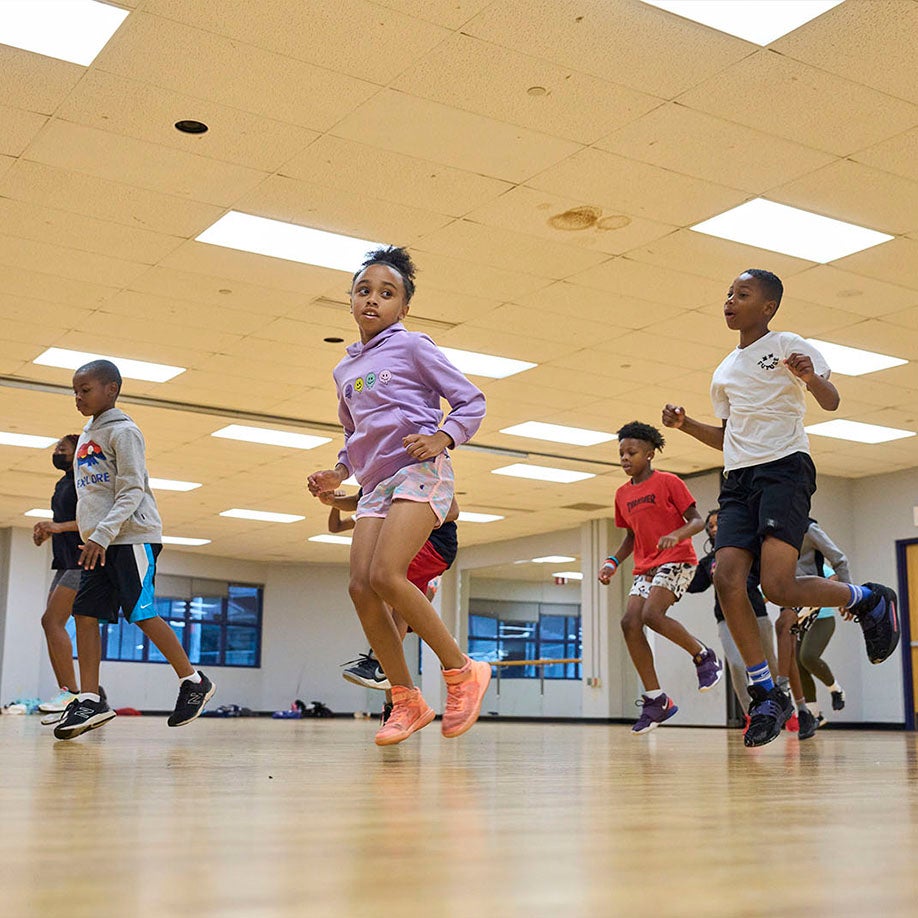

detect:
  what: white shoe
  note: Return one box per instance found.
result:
[38,689,77,713]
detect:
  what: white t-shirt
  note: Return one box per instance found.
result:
[710,331,830,472]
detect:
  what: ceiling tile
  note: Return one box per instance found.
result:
[0,45,84,114]
[786,266,918,318]
[0,263,118,309]
[0,105,49,157]
[526,282,683,328]
[331,89,582,183]
[853,127,918,182]
[678,50,918,157]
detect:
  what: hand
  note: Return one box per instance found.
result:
[598,562,617,585]
[317,489,345,507]
[78,540,106,570]
[657,533,679,550]
[32,520,55,545]
[840,607,855,622]
[307,469,345,496]
[662,404,685,429]
[403,431,451,461]
[784,352,816,383]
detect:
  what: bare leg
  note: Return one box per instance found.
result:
[621,595,660,691]
[74,615,102,695]
[368,500,465,672]
[714,547,764,666]
[137,617,194,678]
[760,536,852,608]
[41,586,78,691]
[641,585,705,656]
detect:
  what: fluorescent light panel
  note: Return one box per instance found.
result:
[457,511,505,523]
[806,339,907,377]
[531,556,576,564]
[805,420,915,444]
[149,478,202,492]
[162,536,211,547]
[196,212,384,272]
[552,571,584,581]
[501,421,614,447]
[24,508,54,519]
[220,508,305,523]
[0,0,130,66]
[439,347,536,380]
[492,463,595,484]
[638,1,844,46]
[211,424,331,450]
[0,431,58,449]
[691,199,893,263]
[309,534,353,545]
[34,347,185,383]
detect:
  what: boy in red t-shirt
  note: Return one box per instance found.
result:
[598,422,723,734]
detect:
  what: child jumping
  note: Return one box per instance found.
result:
[54,359,215,740]
[663,268,898,747]
[598,421,722,734]
[307,246,489,746]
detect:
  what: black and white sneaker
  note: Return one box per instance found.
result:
[341,653,391,691]
[744,684,793,748]
[831,689,846,711]
[53,696,116,740]
[43,684,108,726]
[167,672,216,727]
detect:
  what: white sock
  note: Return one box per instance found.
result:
[828,682,842,693]
[181,671,202,684]
[78,692,100,703]
[644,688,665,700]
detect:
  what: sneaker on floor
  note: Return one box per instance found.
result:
[167,672,216,727]
[816,713,828,729]
[341,653,391,691]
[380,702,393,725]
[53,697,116,740]
[38,688,77,714]
[742,712,751,735]
[831,689,846,711]
[632,693,679,735]
[785,712,799,733]
[744,684,793,747]
[693,647,723,692]
[797,707,818,741]
[851,582,900,664]
[441,656,492,738]
[374,686,435,746]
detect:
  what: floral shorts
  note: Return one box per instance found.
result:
[355,454,454,525]
[629,562,697,601]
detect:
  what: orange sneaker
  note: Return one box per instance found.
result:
[374,685,435,746]
[441,656,492,738]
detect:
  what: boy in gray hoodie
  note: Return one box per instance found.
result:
[53,359,215,740]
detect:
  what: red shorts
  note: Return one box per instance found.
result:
[407,539,448,596]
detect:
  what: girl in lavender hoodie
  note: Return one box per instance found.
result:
[308,247,490,746]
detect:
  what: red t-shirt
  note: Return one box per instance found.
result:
[614,471,698,575]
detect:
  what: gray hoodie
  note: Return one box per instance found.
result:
[796,521,850,583]
[74,408,162,549]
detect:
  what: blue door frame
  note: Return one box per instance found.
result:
[895,538,917,731]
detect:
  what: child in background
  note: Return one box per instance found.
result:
[598,422,722,735]
[54,359,215,740]
[307,246,489,746]
[663,268,898,748]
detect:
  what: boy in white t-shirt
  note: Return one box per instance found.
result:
[662,269,899,748]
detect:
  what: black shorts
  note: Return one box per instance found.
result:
[72,544,162,624]
[716,452,816,556]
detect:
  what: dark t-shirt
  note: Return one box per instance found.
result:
[688,552,767,623]
[427,521,458,568]
[50,473,81,570]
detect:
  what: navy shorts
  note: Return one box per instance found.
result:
[72,543,162,624]
[716,452,816,556]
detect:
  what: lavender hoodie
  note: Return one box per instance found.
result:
[334,323,486,493]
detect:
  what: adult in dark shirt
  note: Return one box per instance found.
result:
[31,435,82,715]
[688,510,777,717]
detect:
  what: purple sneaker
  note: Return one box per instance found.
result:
[632,693,679,734]
[694,647,723,692]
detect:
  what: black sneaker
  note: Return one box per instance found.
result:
[167,672,216,727]
[851,583,900,664]
[797,707,818,741]
[744,684,793,747]
[380,702,393,725]
[41,684,108,726]
[341,653,391,691]
[831,689,846,711]
[53,696,116,740]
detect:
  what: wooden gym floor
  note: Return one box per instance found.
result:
[2,716,917,918]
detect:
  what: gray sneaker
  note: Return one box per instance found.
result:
[342,653,391,690]
[632,694,679,735]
